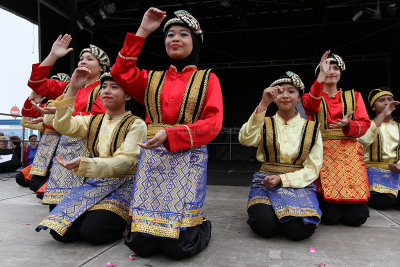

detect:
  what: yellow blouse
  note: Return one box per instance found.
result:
[53,96,147,178]
[358,120,400,163]
[239,109,323,188]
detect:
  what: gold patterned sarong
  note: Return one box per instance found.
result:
[317,139,370,203]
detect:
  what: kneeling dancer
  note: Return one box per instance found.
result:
[239,71,323,241]
[36,70,146,244]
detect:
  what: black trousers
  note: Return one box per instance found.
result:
[15,171,29,187]
[29,175,48,193]
[317,194,369,226]
[49,209,126,245]
[368,192,400,210]
[124,219,212,260]
[247,203,316,241]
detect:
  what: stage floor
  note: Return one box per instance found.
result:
[1,168,400,267]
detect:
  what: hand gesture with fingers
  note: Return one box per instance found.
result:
[50,34,73,59]
[56,154,81,170]
[28,92,46,104]
[137,8,167,38]
[137,129,167,150]
[317,50,331,82]
[31,101,56,114]
[65,67,91,98]
[263,175,282,189]
[26,117,44,124]
[388,163,400,173]
[329,111,353,129]
[257,86,283,113]
[382,101,400,118]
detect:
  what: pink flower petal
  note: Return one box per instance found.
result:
[318,262,325,267]
[129,257,135,261]
[24,223,31,225]
[310,247,316,253]
[106,263,117,267]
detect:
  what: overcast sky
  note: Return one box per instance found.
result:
[0,8,39,120]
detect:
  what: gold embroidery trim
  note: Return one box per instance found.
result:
[247,196,271,209]
[295,121,316,164]
[321,129,356,140]
[309,93,321,100]
[342,90,356,120]
[87,114,104,158]
[38,219,69,236]
[370,184,398,196]
[131,221,180,239]
[144,71,165,123]
[181,215,203,228]
[146,123,182,139]
[29,78,46,83]
[260,162,303,174]
[354,121,361,137]
[118,52,137,61]
[86,84,101,112]
[44,128,58,135]
[193,70,210,122]
[370,91,394,108]
[264,117,279,162]
[110,115,138,155]
[365,161,388,169]
[88,202,131,222]
[183,125,193,149]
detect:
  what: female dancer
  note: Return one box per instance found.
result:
[302,51,371,226]
[36,70,146,244]
[111,8,223,259]
[239,71,323,240]
[27,34,108,205]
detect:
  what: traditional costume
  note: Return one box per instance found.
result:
[358,88,400,209]
[239,72,323,240]
[27,46,108,205]
[302,53,371,226]
[36,73,147,244]
[111,10,223,259]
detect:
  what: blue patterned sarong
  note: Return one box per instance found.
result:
[30,133,60,177]
[42,135,90,205]
[130,144,208,239]
[248,171,321,225]
[36,177,134,236]
[368,167,400,197]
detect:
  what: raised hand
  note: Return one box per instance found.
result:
[65,67,91,98]
[263,175,282,189]
[50,34,73,59]
[329,111,353,129]
[28,91,46,104]
[137,129,167,149]
[382,101,400,118]
[137,7,167,38]
[256,86,283,113]
[317,50,331,82]
[56,154,81,170]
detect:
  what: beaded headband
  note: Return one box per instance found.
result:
[270,71,305,93]
[315,53,346,75]
[50,73,70,82]
[163,10,203,42]
[79,44,110,72]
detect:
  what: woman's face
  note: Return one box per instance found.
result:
[0,141,8,149]
[100,80,131,111]
[274,83,301,113]
[165,25,193,60]
[29,136,38,149]
[324,63,341,85]
[78,52,102,78]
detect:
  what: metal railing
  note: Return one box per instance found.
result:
[0,112,40,163]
